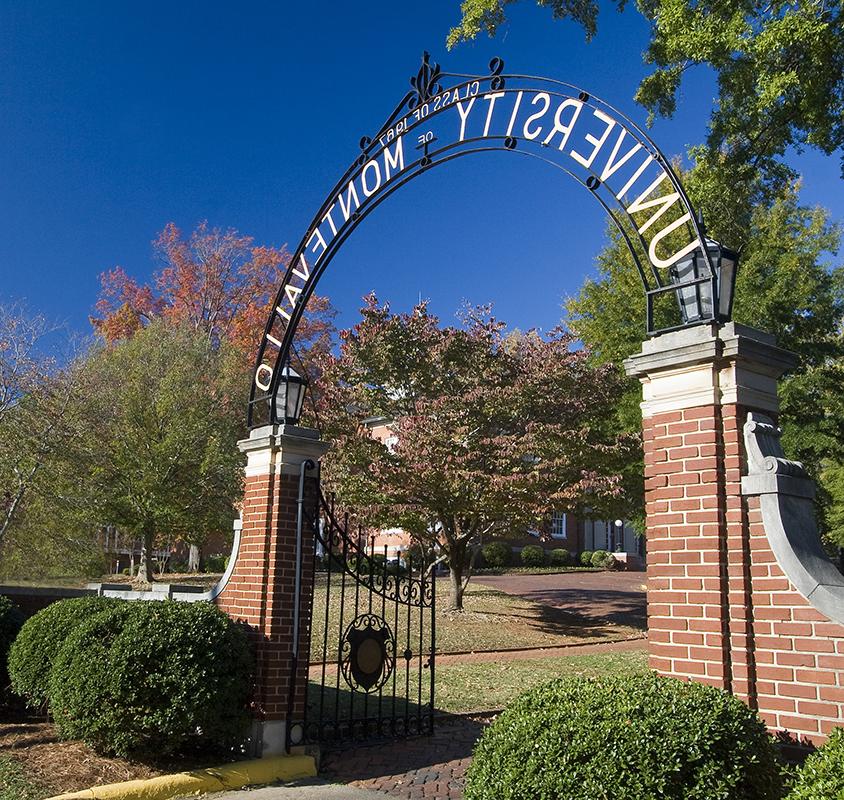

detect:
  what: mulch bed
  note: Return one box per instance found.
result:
[0,709,230,799]
[0,719,162,798]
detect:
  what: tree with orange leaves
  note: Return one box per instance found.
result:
[91,221,336,359]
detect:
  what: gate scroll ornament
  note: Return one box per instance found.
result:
[340,614,396,693]
[249,52,730,429]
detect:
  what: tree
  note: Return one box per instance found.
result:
[90,221,337,570]
[566,166,844,541]
[316,296,637,610]
[91,221,336,359]
[0,302,76,548]
[64,322,245,583]
[447,0,844,186]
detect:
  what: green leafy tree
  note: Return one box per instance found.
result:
[316,296,638,610]
[0,302,92,574]
[63,322,245,583]
[448,0,844,186]
[566,167,844,542]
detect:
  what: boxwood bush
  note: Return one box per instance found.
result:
[8,595,116,710]
[579,550,594,566]
[465,673,784,800]
[520,545,545,567]
[591,549,611,568]
[481,542,511,568]
[787,727,844,799]
[49,600,254,758]
[549,548,572,567]
[0,596,24,690]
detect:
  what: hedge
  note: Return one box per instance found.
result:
[49,600,254,758]
[579,550,594,566]
[481,542,511,568]
[8,595,116,710]
[591,549,611,568]
[787,727,844,800]
[520,545,545,567]
[549,548,572,567]
[465,672,784,800]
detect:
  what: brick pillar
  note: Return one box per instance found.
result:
[624,323,797,696]
[214,424,329,756]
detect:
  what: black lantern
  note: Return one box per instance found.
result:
[669,239,739,325]
[271,365,308,425]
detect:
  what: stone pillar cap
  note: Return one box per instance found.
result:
[624,322,797,380]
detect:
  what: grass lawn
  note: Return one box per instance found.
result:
[305,649,649,727]
[309,577,640,662]
[434,650,648,712]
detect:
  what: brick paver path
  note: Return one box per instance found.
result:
[320,715,489,799]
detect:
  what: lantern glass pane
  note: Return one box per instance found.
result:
[670,254,703,323]
[718,253,737,319]
[274,366,305,425]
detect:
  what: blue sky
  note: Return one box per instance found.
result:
[1,1,841,340]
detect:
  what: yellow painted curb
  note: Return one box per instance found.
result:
[45,754,316,800]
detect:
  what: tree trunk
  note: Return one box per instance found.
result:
[187,543,201,573]
[137,523,155,584]
[449,564,466,611]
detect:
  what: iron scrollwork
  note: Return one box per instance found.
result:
[340,613,396,693]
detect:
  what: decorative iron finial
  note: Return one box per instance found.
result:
[489,56,506,90]
[409,51,442,109]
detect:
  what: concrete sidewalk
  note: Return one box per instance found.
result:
[193,780,385,799]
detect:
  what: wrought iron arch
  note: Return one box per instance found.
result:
[249,53,722,428]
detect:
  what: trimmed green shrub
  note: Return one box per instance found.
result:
[8,595,116,709]
[481,542,511,568]
[591,549,611,568]
[520,545,545,567]
[0,596,24,689]
[203,554,228,573]
[579,550,594,566]
[549,548,572,567]
[604,553,619,570]
[49,600,253,758]
[465,673,784,800]
[787,727,844,799]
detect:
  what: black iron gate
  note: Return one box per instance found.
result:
[300,491,435,745]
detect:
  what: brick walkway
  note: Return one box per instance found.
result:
[320,715,490,800]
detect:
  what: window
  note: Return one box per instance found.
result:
[551,511,567,539]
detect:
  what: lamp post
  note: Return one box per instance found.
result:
[669,239,739,325]
[270,364,308,425]
[614,519,624,553]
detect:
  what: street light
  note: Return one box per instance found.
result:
[271,365,308,425]
[614,519,624,553]
[669,239,739,325]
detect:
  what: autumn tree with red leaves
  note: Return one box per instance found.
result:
[91,221,335,358]
[316,296,638,610]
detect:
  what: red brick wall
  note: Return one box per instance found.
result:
[644,404,732,690]
[644,400,844,744]
[214,469,316,725]
[745,494,844,741]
